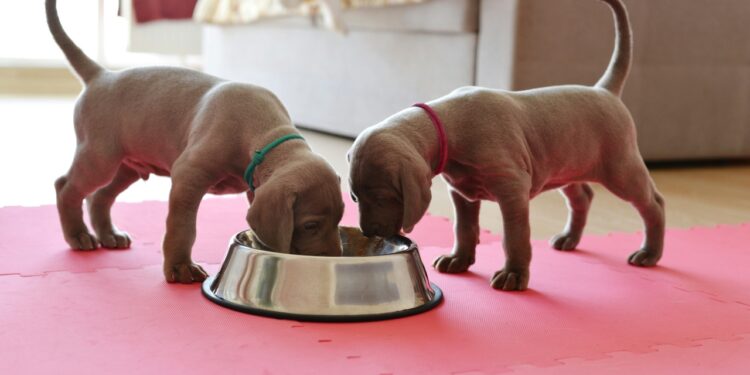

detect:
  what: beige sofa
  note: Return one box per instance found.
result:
[202,0,750,161]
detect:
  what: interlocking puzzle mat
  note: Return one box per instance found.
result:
[0,197,495,276]
[1,197,748,374]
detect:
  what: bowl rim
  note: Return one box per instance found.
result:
[233,229,418,259]
[202,275,443,323]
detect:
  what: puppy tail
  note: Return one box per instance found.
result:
[45,0,105,84]
[594,0,632,97]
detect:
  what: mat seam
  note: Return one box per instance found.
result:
[0,261,223,278]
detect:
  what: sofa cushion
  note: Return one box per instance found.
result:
[343,0,478,33]
[255,0,478,33]
[203,25,477,137]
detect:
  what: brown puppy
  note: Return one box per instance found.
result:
[348,0,664,291]
[46,0,345,283]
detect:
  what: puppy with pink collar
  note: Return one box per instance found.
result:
[347,0,664,291]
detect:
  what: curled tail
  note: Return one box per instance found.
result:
[46,0,104,84]
[595,0,632,97]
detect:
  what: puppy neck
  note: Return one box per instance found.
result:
[247,126,309,194]
[390,105,453,177]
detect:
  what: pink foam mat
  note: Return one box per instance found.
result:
[571,224,750,307]
[507,334,750,374]
[0,196,497,276]
[1,198,749,374]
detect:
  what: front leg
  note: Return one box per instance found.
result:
[434,189,480,273]
[492,182,532,291]
[162,166,211,284]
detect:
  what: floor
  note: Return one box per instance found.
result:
[3,96,750,374]
[1,96,748,240]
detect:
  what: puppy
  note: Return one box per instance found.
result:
[46,0,345,283]
[348,0,664,291]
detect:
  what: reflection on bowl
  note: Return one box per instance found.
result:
[202,227,443,322]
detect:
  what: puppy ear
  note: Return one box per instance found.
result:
[400,162,432,233]
[247,186,296,253]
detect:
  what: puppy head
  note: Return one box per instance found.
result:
[247,156,344,256]
[348,131,432,238]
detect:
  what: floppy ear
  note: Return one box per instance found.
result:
[400,162,432,233]
[247,186,296,253]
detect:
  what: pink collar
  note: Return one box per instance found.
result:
[413,103,448,174]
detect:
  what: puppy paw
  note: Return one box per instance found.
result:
[628,248,661,267]
[491,268,529,291]
[98,229,132,249]
[66,231,99,251]
[549,232,580,251]
[433,254,474,273]
[164,262,209,284]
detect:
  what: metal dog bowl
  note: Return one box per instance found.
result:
[202,227,442,322]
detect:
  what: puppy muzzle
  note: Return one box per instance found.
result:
[362,223,399,238]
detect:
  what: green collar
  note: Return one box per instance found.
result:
[244,134,305,192]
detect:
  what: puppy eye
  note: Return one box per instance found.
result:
[303,221,319,232]
[349,192,358,203]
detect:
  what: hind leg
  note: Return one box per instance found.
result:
[86,164,140,249]
[602,161,665,266]
[56,147,122,250]
[627,188,665,266]
[550,183,594,251]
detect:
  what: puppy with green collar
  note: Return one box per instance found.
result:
[46,0,345,283]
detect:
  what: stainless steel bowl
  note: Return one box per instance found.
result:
[202,227,442,322]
